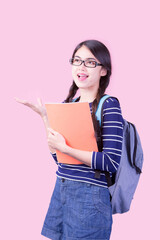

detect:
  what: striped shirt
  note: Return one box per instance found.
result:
[51,97,124,188]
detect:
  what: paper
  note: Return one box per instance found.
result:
[45,102,98,164]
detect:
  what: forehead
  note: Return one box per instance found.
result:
[74,45,96,60]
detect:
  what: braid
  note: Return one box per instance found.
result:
[92,74,110,118]
[91,74,110,145]
[65,81,78,103]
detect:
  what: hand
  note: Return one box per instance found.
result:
[15,97,60,154]
[15,97,47,119]
[47,128,67,153]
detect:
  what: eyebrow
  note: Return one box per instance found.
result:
[74,56,96,61]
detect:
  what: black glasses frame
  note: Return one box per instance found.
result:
[69,58,103,68]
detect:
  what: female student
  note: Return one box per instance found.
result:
[16,39,124,240]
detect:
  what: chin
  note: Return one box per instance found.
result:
[75,81,88,88]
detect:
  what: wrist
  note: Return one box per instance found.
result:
[62,144,71,155]
[42,115,48,121]
[42,115,50,127]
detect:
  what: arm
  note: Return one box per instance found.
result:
[47,128,93,167]
[91,98,124,173]
[42,115,56,154]
[63,146,92,167]
[15,97,56,155]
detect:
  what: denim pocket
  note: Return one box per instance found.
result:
[65,182,112,239]
[92,185,112,220]
[68,183,97,221]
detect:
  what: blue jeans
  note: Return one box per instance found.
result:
[41,177,112,240]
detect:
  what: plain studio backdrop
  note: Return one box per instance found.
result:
[0,0,159,239]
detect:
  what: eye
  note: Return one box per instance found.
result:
[73,58,81,64]
[89,61,95,65]
[86,60,96,66]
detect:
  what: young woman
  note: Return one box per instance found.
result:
[16,40,124,240]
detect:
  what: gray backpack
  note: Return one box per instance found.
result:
[95,95,144,214]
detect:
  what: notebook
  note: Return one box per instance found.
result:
[45,102,98,164]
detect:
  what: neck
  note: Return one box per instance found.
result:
[79,88,98,103]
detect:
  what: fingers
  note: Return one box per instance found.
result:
[48,128,58,135]
[37,97,43,106]
[15,97,25,104]
[15,98,32,107]
[15,98,33,108]
[15,97,42,108]
[15,97,47,118]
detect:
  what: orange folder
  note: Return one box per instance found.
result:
[45,102,98,164]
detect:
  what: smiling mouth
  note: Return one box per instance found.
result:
[77,74,89,81]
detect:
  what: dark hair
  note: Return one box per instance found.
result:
[65,40,112,141]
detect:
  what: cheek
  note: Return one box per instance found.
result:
[71,70,75,81]
[71,66,77,78]
[91,69,102,80]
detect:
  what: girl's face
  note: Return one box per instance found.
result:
[71,45,107,92]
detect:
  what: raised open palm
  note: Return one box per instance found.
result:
[15,97,47,118]
[15,97,58,153]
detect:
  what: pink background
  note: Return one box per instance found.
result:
[1,0,160,239]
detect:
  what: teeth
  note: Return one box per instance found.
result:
[78,74,88,77]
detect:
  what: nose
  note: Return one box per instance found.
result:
[78,61,86,71]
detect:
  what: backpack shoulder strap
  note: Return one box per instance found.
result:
[94,94,120,185]
[95,94,111,126]
[72,97,80,102]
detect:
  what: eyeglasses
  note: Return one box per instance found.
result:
[69,57,103,68]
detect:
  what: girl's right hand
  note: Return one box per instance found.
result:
[15,97,47,119]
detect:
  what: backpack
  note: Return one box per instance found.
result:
[95,95,144,214]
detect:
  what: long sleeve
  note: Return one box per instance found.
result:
[50,152,58,165]
[91,97,124,173]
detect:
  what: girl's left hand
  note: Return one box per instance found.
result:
[47,128,67,153]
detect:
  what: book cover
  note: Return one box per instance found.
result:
[45,102,98,164]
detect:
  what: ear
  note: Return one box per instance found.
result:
[100,68,107,76]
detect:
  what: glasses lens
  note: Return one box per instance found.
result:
[71,58,82,66]
[85,60,96,68]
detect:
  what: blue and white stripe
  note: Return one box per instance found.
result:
[51,97,124,188]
